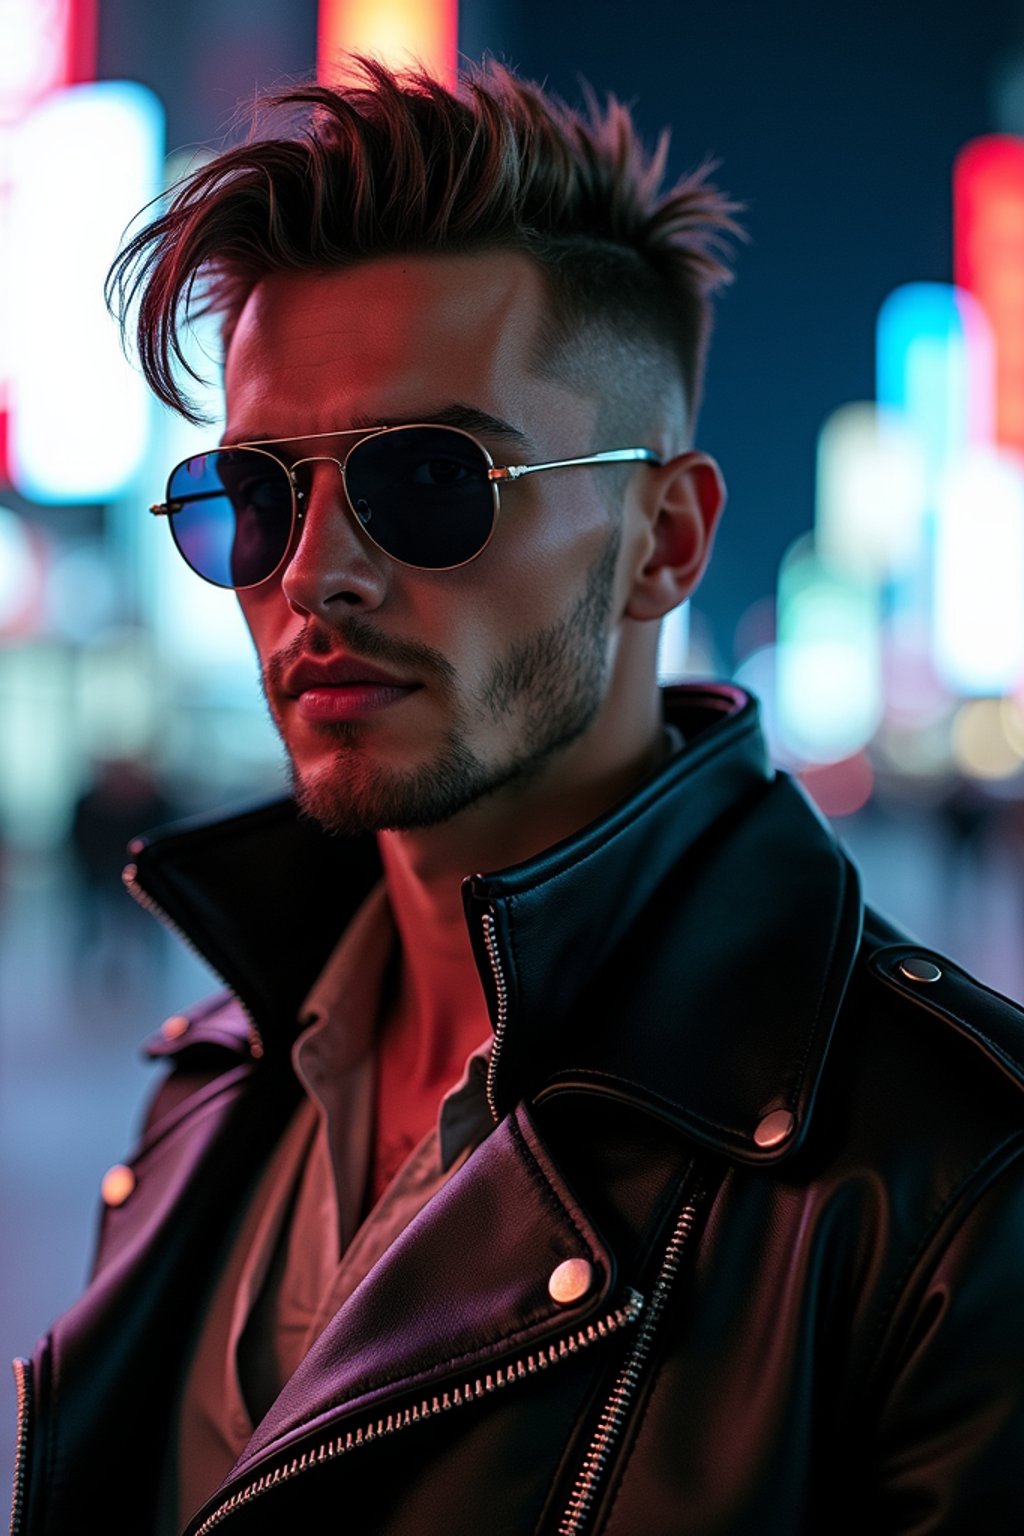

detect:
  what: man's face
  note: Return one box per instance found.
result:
[225,251,650,838]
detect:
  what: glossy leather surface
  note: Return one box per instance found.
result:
[17,685,1024,1535]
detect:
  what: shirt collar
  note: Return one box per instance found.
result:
[294,881,493,1174]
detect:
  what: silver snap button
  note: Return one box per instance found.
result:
[548,1258,593,1305]
[101,1164,136,1207]
[899,957,942,984]
[754,1109,795,1149]
[161,1013,190,1040]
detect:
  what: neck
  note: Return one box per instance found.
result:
[376,833,487,1090]
[376,698,670,1082]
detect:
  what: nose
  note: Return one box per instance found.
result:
[280,456,389,616]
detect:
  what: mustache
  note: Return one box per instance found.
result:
[263,616,457,696]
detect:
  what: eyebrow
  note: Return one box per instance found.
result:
[221,402,532,452]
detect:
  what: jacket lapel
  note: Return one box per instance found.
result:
[228,1103,628,1478]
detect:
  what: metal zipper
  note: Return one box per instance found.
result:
[556,1195,703,1535]
[122,862,264,1059]
[480,908,509,1123]
[190,1290,645,1536]
[9,1358,31,1536]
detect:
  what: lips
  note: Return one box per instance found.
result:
[283,654,417,696]
[282,652,421,724]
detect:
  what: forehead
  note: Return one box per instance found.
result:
[223,250,596,442]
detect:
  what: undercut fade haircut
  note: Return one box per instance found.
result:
[108,57,742,433]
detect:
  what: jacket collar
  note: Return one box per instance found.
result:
[128,683,862,1166]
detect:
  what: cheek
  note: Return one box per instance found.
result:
[236,588,285,665]
[499,479,600,571]
[497,488,620,615]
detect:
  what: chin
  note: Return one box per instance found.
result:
[288,739,501,838]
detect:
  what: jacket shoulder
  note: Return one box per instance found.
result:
[858,907,1024,1103]
[141,989,258,1063]
[138,990,260,1140]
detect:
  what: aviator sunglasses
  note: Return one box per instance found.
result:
[150,423,661,589]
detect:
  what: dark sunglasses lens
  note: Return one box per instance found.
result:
[346,427,495,568]
[166,450,293,588]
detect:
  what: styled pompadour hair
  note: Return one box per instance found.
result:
[109,58,741,430]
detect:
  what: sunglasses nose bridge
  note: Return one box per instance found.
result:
[287,452,379,566]
[289,454,355,526]
[289,453,347,491]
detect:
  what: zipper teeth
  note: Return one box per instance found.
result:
[122,862,264,1059]
[191,1290,644,1536]
[556,1197,702,1536]
[9,1358,31,1536]
[480,909,508,1124]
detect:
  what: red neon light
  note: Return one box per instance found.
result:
[317,0,458,88]
[954,136,1024,450]
[63,0,98,87]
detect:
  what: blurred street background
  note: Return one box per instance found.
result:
[4,0,1024,1504]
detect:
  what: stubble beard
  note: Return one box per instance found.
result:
[268,522,623,838]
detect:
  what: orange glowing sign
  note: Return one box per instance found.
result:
[317,0,458,87]
[954,136,1024,450]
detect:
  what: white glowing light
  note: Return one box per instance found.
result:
[776,538,883,764]
[815,403,928,582]
[932,446,1024,696]
[656,602,691,680]
[9,81,164,503]
[0,0,71,108]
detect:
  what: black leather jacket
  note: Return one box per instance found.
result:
[13,685,1024,1535]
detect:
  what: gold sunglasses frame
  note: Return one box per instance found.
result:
[150,422,661,588]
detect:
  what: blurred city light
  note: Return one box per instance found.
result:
[798,752,875,818]
[881,613,949,728]
[0,641,80,847]
[733,642,784,761]
[951,697,1024,783]
[75,628,163,760]
[0,0,98,472]
[318,0,458,84]
[875,716,955,783]
[876,283,994,490]
[815,402,927,583]
[776,537,883,764]
[8,80,163,503]
[954,135,1024,449]
[932,446,1024,695]
[0,0,96,108]
[656,602,691,680]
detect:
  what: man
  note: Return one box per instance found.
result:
[12,58,1024,1536]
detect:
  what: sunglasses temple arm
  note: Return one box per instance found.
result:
[150,489,233,516]
[492,448,661,482]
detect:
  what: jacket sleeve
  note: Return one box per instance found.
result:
[865,1149,1024,1534]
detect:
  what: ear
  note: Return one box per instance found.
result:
[625,450,726,622]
